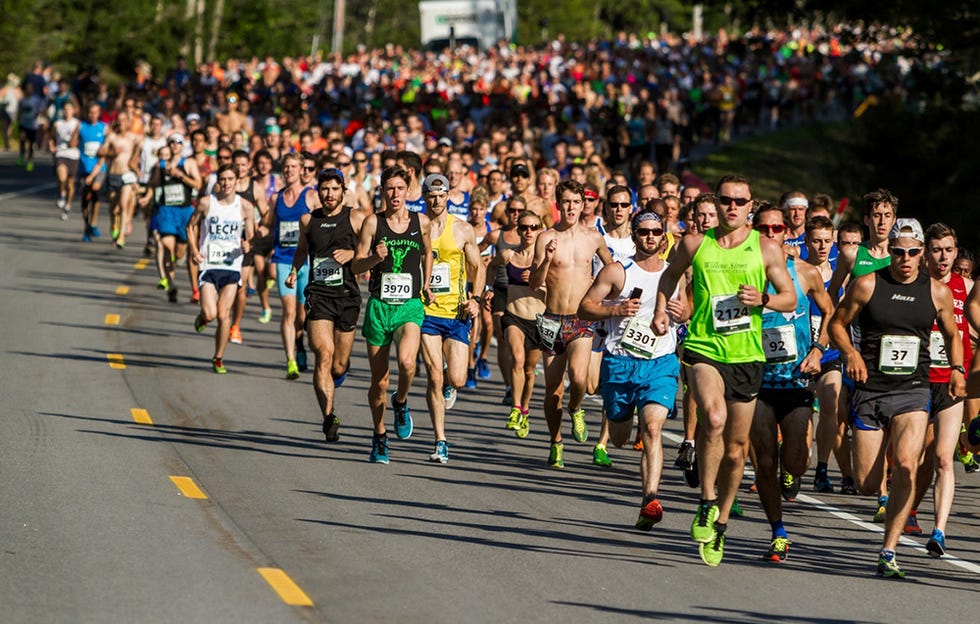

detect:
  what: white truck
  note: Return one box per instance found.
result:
[419,0,517,51]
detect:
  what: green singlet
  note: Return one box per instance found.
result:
[851,244,890,279]
[685,228,767,364]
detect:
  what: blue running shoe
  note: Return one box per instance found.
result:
[332,371,347,388]
[296,349,308,372]
[91,226,101,238]
[476,358,491,380]
[429,440,449,464]
[369,435,389,464]
[464,368,477,389]
[443,385,457,410]
[392,393,413,439]
[926,529,946,558]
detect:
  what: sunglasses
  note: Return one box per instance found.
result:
[354,158,367,163]
[337,161,351,166]
[890,246,923,258]
[608,202,632,208]
[506,208,522,214]
[302,166,317,172]
[719,195,752,207]
[635,227,664,237]
[517,224,541,232]
[754,224,787,234]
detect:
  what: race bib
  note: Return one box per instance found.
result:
[83,141,100,158]
[879,334,920,375]
[208,240,237,265]
[536,314,561,350]
[278,220,300,247]
[810,315,822,343]
[313,256,343,286]
[621,316,659,359]
[711,294,751,334]
[381,272,413,305]
[430,262,451,294]
[929,331,949,368]
[762,325,798,364]
[121,171,138,185]
[163,183,185,205]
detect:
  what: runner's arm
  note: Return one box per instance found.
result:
[419,213,434,302]
[828,273,873,383]
[578,263,628,320]
[351,214,381,275]
[758,238,797,312]
[933,278,966,398]
[528,231,554,291]
[827,245,856,305]
[653,234,698,334]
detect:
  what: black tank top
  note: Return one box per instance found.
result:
[159,158,193,207]
[236,180,256,205]
[306,207,360,298]
[858,268,934,392]
[369,211,423,300]
[493,229,522,288]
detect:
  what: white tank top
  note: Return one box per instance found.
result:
[604,260,677,359]
[199,194,246,274]
[593,231,636,276]
[54,118,81,159]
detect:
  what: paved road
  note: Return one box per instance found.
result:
[1,154,978,623]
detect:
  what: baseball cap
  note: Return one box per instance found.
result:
[267,125,282,135]
[438,137,453,147]
[317,167,346,187]
[509,164,530,178]
[167,132,185,144]
[185,113,201,124]
[889,218,924,243]
[422,173,449,195]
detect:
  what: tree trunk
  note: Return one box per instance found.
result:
[193,0,205,65]
[207,0,225,61]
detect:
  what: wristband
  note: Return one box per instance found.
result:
[761,293,770,307]
[812,342,827,353]
[952,365,966,375]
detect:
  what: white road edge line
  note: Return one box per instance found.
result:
[0,182,58,203]
[587,394,980,573]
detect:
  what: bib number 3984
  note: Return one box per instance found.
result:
[381,272,412,305]
[711,294,751,334]
[621,316,658,359]
[762,325,798,363]
[879,335,920,375]
[313,257,343,286]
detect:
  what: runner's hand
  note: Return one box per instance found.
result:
[950,370,967,399]
[332,248,354,265]
[737,283,764,306]
[544,237,557,260]
[284,272,296,288]
[666,298,688,323]
[799,349,822,375]
[191,250,205,266]
[843,351,868,384]
[423,285,434,305]
[652,310,670,336]
[482,289,494,312]
[616,298,641,317]
[374,241,388,261]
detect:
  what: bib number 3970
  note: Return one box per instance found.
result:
[381,272,413,305]
[879,334,920,375]
[711,294,751,334]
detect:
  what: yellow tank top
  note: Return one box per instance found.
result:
[426,214,467,319]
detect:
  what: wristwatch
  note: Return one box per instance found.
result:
[952,365,966,375]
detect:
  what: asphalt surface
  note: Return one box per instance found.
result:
[1,153,978,623]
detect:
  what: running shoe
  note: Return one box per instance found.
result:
[476,358,491,380]
[258,308,272,324]
[443,385,457,410]
[548,442,564,469]
[167,287,178,303]
[296,349,307,372]
[332,371,347,387]
[634,497,663,531]
[322,414,340,442]
[515,412,530,439]
[392,393,413,439]
[157,277,170,290]
[592,445,612,467]
[730,497,744,517]
[265,278,275,290]
[91,226,101,238]
[963,453,980,473]
[765,536,791,562]
[82,226,92,242]
[570,409,588,443]
[876,553,905,579]
[16,155,22,165]
[190,289,200,304]
[904,511,923,536]
[684,456,700,488]
[840,476,858,495]
[429,440,449,464]
[57,196,66,210]
[633,437,644,451]
[691,502,719,543]
[25,161,34,172]
[60,206,70,221]
[872,495,888,523]
[286,360,300,380]
[229,325,243,344]
[369,435,389,464]
[813,470,834,493]
[194,313,206,333]
[211,357,227,374]
[464,368,477,389]
[699,528,725,567]
[674,440,695,471]
[501,385,512,405]
[506,407,521,430]
[111,226,120,240]
[780,469,801,501]
[926,529,946,558]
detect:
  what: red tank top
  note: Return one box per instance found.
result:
[929,273,972,383]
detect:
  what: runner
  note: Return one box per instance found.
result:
[828,218,965,579]
[466,187,495,385]
[579,210,687,530]
[395,151,427,214]
[907,223,974,556]
[748,203,832,562]
[419,174,485,463]
[268,153,318,379]
[78,102,107,241]
[285,167,365,442]
[445,159,470,218]
[251,148,281,324]
[98,110,142,249]
[652,174,798,567]
[229,149,269,343]
[352,165,433,464]
[187,163,255,373]
[509,163,550,226]
[779,191,808,256]
[50,100,80,220]
[530,179,613,468]
[481,196,525,396]
[17,82,43,171]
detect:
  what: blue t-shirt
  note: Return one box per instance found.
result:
[78,121,107,175]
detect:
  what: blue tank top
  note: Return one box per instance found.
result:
[272,189,311,264]
[78,121,107,174]
[808,255,841,363]
[762,258,811,389]
[447,191,470,218]
[799,240,838,264]
[405,193,427,214]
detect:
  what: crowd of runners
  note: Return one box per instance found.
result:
[4,25,979,579]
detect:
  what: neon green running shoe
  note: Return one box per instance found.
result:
[193,313,207,333]
[286,360,300,380]
[592,444,612,467]
[570,409,588,443]
[872,495,888,523]
[157,277,170,290]
[699,529,725,567]
[515,412,530,439]
[691,503,719,543]
[548,442,564,469]
[730,497,744,517]
[211,357,227,374]
[506,407,521,430]
[876,553,905,579]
